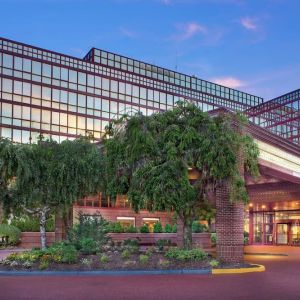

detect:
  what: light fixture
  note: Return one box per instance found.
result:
[249,203,253,207]
[262,205,266,209]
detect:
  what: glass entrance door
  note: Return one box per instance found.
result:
[277,224,288,245]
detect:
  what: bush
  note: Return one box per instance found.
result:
[156,239,171,251]
[153,222,163,233]
[68,212,110,250]
[165,248,207,261]
[172,224,177,233]
[0,224,21,245]
[121,249,130,259]
[192,221,208,233]
[79,237,98,255]
[109,222,124,233]
[60,245,77,264]
[123,239,139,253]
[11,215,54,232]
[124,225,138,233]
[140,224,150,233]
[100,254,109,264]
[211,233,216,246]
[139,254,149,264]
[164,224,173,233]
[209,259,219,267]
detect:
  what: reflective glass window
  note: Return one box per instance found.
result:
[14,56,22,70]
[32,61,41,75]
[23,59,31,72]
[3,54,13,69]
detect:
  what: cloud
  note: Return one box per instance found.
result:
[119,27,138,38]
[159,0,172,4]
[172,22,207,41]
[240,17,257,30]
[210,77,246,89]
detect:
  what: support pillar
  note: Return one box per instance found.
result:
[216,182,244,263]
[54,213,66,242]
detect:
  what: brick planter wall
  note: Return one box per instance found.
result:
[19,232,211,249]
[20,232,55,249]
[109,232,212,249]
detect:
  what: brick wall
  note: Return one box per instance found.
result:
[20,232,55,249]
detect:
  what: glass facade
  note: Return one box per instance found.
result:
[0,37,263,143]
[246,89,300,145]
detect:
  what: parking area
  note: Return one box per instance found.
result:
[1,246,300,300]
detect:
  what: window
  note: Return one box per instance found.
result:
[116,217,135,228]
[142,218,159,233]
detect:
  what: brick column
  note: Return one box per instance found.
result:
[216,181,245,263]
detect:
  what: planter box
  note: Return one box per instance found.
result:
[20,232,55,249]
[108,232,212,248]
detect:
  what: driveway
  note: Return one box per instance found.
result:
[1,246,300,300]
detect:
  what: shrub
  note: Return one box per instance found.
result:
[153,222,163,233]
[156,239,171,251]
[39,260,49,270]
[124,225,138,233]
[60,245,78,264]
[140,224,149,233]
[172,224,177,233]
[164,224,173,233]
[80,258,93,267]
[209,259,219,267]
[0,224,21,245]
[123,239,139,253]
[192,221,208,233]
[145,246,155,256]
[165,248,207,261]
[100,254,109,264]
[139,254,149,264]
[121,249,130,259]
[110,222,124,233]
[211,233,216,246]
[11,215,54,232]
[68,212,110,250]
[79,237,98,255]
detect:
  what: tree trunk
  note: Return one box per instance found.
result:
[177,217,193,249]
[39,210,47,250]
[183,220,193,250]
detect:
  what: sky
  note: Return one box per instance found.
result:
[0,0,299,100]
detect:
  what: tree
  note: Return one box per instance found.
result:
[103,102,259,249]
[0,136,102,249]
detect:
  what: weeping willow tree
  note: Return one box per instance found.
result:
[103,101,259,249]
[0,136,102,249]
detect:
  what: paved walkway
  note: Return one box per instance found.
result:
[1,246,300,300]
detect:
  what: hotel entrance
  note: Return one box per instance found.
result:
[250,210,300,246]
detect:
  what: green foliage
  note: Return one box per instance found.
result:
[0,224,21,245]
[11,215,54,232]
[68,212,110,251]
[39,259,50,270]
[102,101,259,249]
[153,221,163,233]
[140,224,150,233]
[164,223,173,233]
[156,239,172,251]
[139,254,149,264]
[60,245,77,264]
[100,254,109,264]
[172,224,177,233]
[123,239,139,253]
[124,225,138,233]
[209,259,219,267]
[109,222,124,233]
[192,221,208,233]
[79,237,98,255]
[121,249,131,259]
[165,247,208,261]
[211,233,217,246]
[0,137,103,248]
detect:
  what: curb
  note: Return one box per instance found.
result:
[244,252,288,257]
[212,264,265,275]
[0,269,211,277]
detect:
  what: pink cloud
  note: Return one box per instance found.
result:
[173,22,207,41]
[210,77,246,89]
[240,17,257,30]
